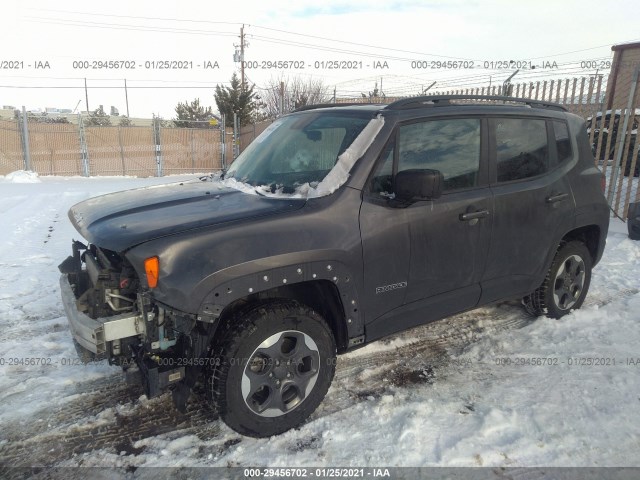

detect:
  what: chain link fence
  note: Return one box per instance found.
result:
[0,119,24,174]
[0,115,225,178]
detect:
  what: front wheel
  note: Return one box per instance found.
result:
[523,241,593,319]
[208,300,336,437]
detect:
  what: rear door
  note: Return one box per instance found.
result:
[480,117,576,303]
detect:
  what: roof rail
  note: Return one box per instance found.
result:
[293,102,384,112]
[384,95,567,112]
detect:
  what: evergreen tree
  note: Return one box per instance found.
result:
[214,73,258,127]
[174,98,215,128]
[84,106,111,126]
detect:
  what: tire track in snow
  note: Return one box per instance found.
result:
[0,287,637,467]
[0,378,218,467]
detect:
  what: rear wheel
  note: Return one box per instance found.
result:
[523,241,593,319]
[208,300,336,437]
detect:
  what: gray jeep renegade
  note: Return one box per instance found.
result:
[59,95,610,437]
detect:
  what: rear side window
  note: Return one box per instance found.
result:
[495,118,548,182]
[398,118,481,191]
[553,121,572,164]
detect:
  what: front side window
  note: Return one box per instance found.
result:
[370,118,481,195]
[398,119,481,191]
[495,118,548,182]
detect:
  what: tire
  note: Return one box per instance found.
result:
[628,202,640,240]
[207,299,336,437]
[523,241,593,319]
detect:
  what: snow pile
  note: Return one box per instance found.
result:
[1,175,640,469]
[2,170,41,183]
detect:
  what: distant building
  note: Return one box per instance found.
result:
[604,41,640,110]
[0,106,153,126]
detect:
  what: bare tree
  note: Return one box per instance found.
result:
[260,75,331,119]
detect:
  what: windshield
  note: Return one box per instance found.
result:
[225,111,376,194]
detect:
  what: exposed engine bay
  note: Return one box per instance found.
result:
[59,240,216,410]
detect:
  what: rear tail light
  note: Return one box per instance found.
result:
[144,256,159,288]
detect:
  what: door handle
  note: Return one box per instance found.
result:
[546,193,569,203]
[459,210,490,221]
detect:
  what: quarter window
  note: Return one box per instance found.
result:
[495,118,548,182]
[553,121,572,164]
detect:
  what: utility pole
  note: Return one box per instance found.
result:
[124,79,130,117]
[234,25,248,89]
[280,81,285,115]
[84,78,90,113]
[240,25,245,88]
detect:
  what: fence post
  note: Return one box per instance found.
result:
[607,66,640,208]
[20,106,32,171]
[233,112,239,160]
[220,114,226,170]
[78,113,90,177]
[153,115,163,176]
[190,129,195,173]
[117,126,126,176]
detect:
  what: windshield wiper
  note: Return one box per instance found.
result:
[199,168,227,182]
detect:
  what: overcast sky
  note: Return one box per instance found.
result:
[2,0,639,119]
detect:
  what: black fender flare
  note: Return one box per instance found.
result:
[194,250,364,342]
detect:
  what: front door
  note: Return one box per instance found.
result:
[360,117,492,340]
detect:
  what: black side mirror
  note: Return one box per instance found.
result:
[394,169,444,203]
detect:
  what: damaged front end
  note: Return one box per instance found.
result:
[58,240,208,405]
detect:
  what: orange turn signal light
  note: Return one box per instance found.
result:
[144,256,159,288]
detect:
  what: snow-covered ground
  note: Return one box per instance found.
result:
[1,172,639,472]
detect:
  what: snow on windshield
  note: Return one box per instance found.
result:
[217,115,385,199]
[309,114,385,197]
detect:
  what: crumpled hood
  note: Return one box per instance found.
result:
[68,180,305,252]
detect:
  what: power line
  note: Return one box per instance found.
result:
[0,74,230,85]
[26,12,623,68]
[249,25,476,61]
[29,8,637,65]
[0,85,227,89]
[28,8,242,26]
[26,17,238,37]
